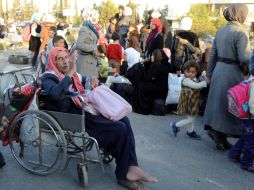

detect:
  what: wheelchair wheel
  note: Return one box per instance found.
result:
[77,163,88,188]
[9,110,67,175]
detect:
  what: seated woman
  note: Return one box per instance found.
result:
[41,47,158,190]
[133,49,171,115]
[111,36,142,103]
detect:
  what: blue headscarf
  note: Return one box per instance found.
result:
[83,21,99,39]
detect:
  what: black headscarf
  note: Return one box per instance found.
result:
[223,3,248,24]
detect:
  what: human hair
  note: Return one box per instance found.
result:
[97,44,106,54]
[49,26,57,34]
[152,49,163,62]
[182,60,200,73]
[53,35,65,45]
[118,5,124,10]
[112,31,120,41]
[129,29,140,39]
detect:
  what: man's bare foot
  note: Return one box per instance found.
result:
[126,166,158,183]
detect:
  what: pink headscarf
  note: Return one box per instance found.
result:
[46,47,84,108]
[146,18,162,46]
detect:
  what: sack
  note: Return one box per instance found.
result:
[87,85,132,121]
[10,83,36,111]
[106,75,132,87]
[20,95,39,144]
[22,24,31,42]
[165,73,184,105]
[227,78,254,118]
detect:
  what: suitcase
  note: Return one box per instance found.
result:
[8,55,29,64]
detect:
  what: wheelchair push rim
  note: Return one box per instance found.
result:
[9,110,67,175]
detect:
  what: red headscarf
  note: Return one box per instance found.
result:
[46,47,84,108]
[146,18,162,46]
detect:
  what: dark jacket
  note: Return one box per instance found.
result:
[41,73,85,113]
[145,33,163,58]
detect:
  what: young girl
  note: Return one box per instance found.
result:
[171,60,208,139]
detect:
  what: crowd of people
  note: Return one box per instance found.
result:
[1,2,254,189]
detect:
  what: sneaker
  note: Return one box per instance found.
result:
[241,164,254,173]
[187,131,201,140]
[171,122,180,137]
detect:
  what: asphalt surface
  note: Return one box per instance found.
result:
[0,48,253,190]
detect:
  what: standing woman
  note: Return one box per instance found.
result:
[204,4,251,150]
[145,18,163,58]
[76,8,99,77]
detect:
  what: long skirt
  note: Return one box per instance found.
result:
[85,113,138,180]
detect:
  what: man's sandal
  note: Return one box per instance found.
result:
[118,179,149,190]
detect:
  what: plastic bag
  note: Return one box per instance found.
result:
[106,75,132,87]
[20,95,39,144]
[165,73,184,105]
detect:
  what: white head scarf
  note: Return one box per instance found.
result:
[123,7,132,17]
[179,17,192,30]
[81,7,99,23]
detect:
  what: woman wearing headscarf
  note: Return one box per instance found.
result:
[204,4,252,150]
[133,49,171,115]
[76,8,100,77]
[41,47,158,190]
[145,18,163,58]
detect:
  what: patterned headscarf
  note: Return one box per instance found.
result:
[81,7,99,24]
[223,3,249,24]
[46,47,84,108]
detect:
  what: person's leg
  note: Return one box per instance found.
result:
[241,121,254,171]
[207,128,228,150]
[228,136,244,162]
[31,49,39,67]
[0,152,5,168]
[175,116,194,128]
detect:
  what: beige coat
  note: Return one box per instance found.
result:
[76,26,98,77]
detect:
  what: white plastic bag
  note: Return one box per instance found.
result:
[165,73,184,105]
[20,95,39,144]
[106,75,132,87]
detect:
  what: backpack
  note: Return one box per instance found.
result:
[171,30,200,72]
[22,24,31,42]
[227,79,254,118]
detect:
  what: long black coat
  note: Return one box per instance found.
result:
[133,59,170,114]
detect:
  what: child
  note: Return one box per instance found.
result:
[171,60,208,139]
[228,119,254,172]
[106,31,123,74]
[52,35,68,49]
[97,45,109,83]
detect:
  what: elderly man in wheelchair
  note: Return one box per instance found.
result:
[35,47,157,189]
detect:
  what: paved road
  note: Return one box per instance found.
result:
[0,48,253,190]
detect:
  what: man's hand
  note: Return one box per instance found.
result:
[67,62,76,77]
[92,76,99,88]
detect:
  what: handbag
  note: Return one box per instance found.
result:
[87,85,132,121]
[165,73,184,105]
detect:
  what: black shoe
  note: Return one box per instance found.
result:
[207,130,226,151]
[0,153,5,168]
[187,131,201,140]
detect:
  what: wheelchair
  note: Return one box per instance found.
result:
[0,68,113,188]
